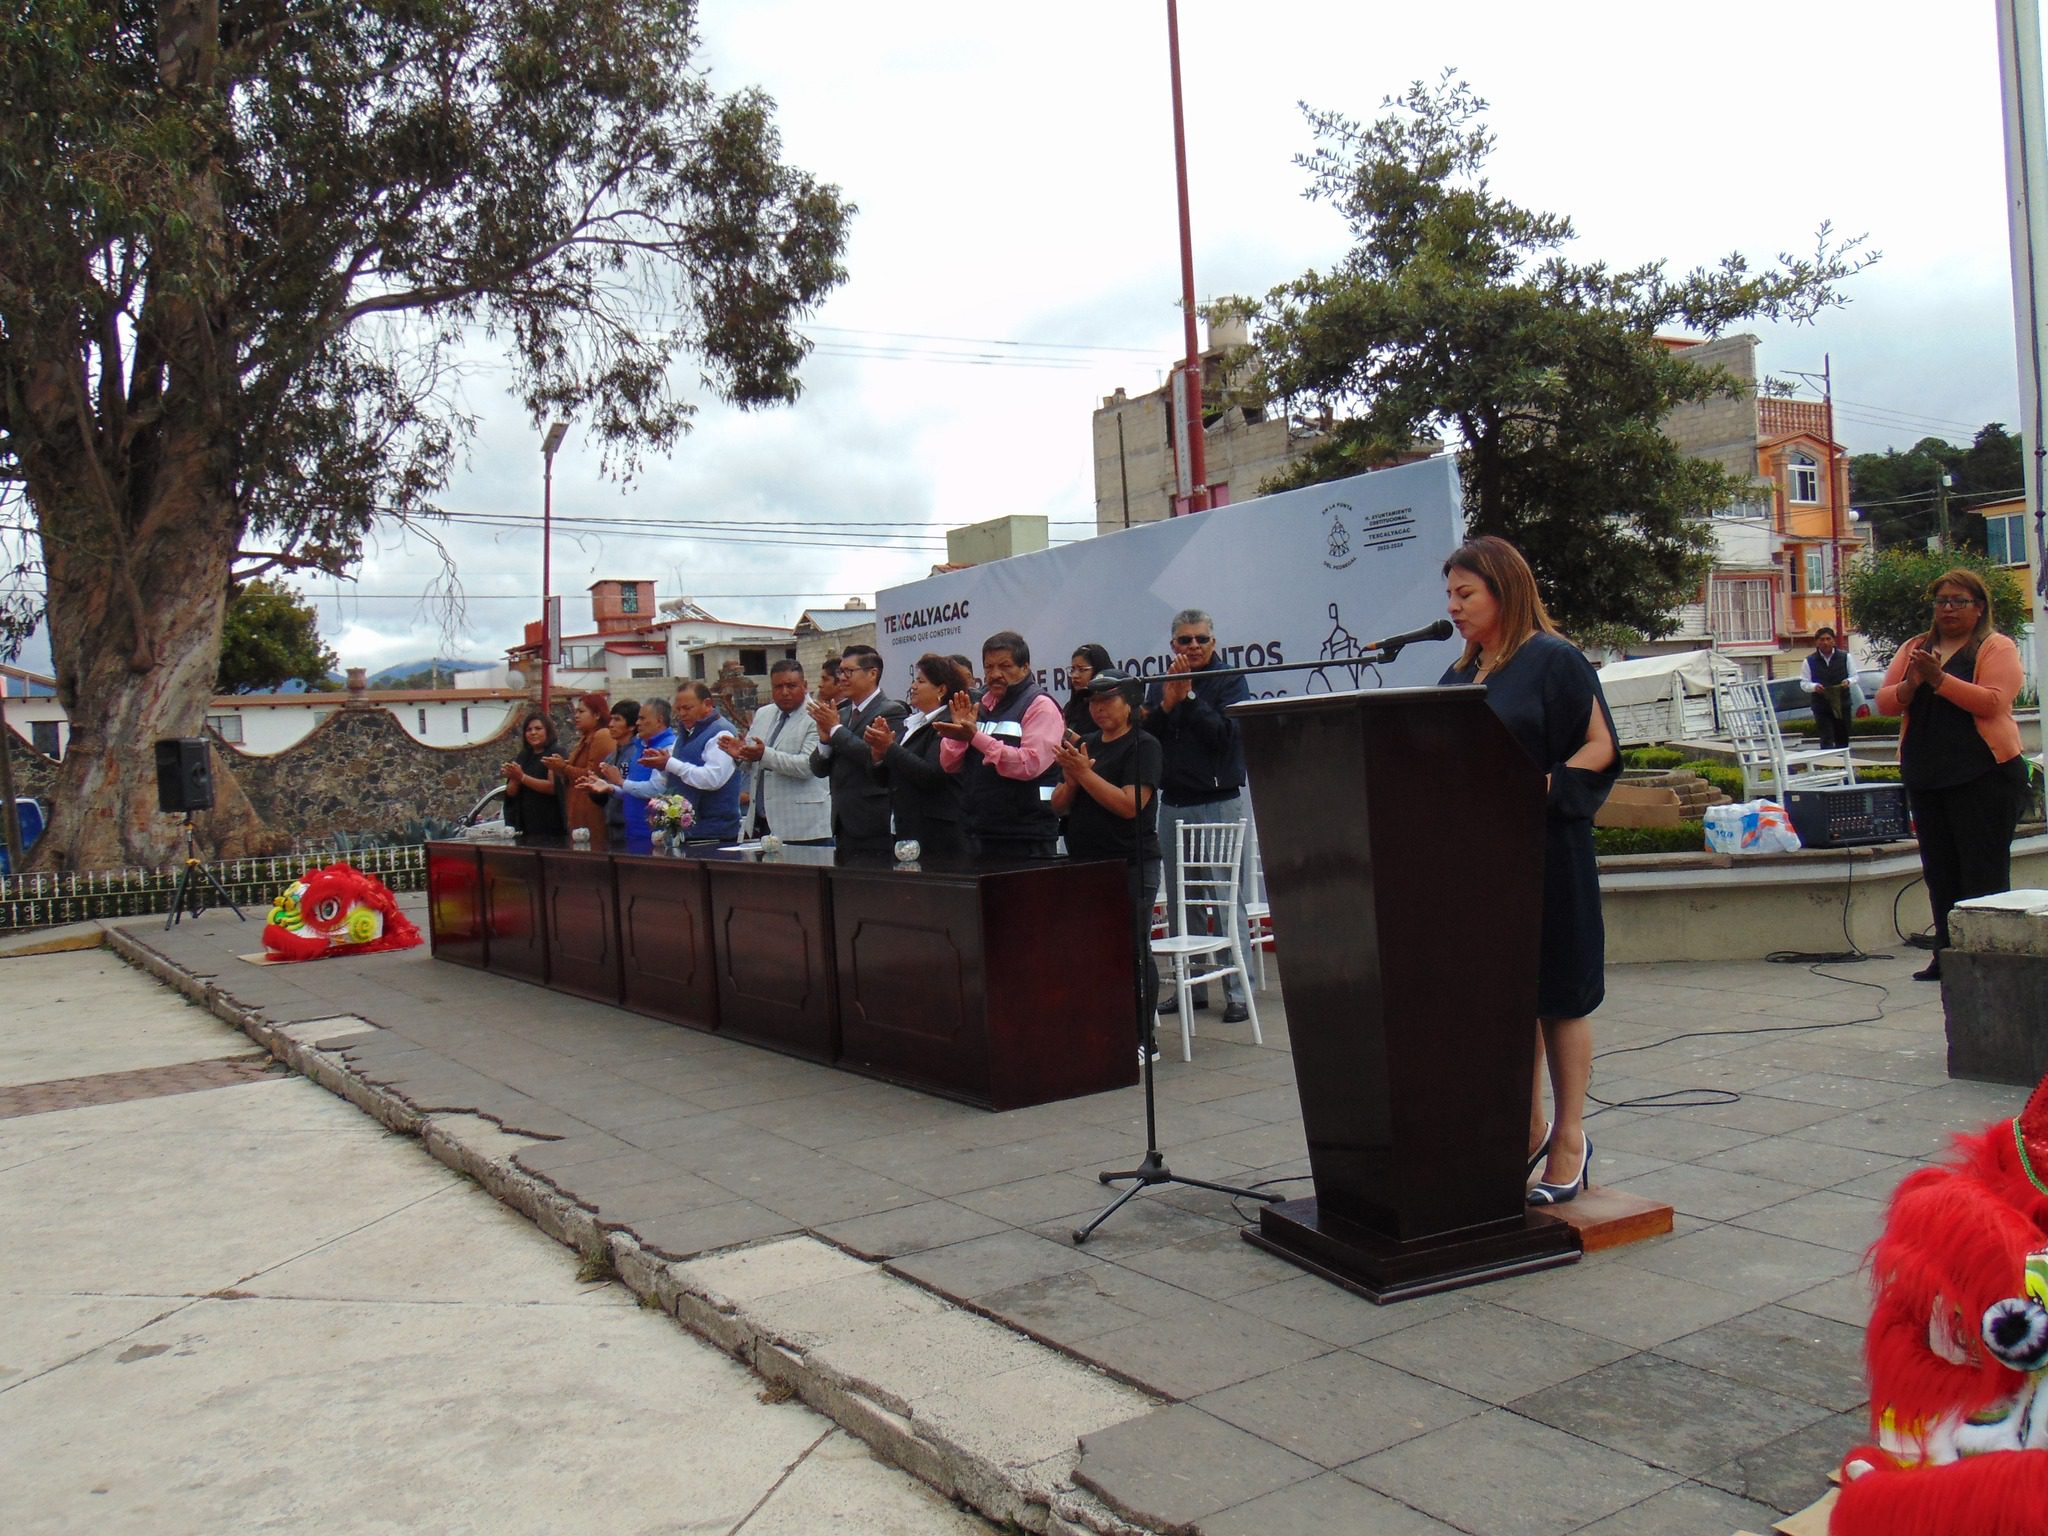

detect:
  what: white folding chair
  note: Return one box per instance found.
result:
[1243,834,1273,991]
[1716,678,1855,800]
[1150,818,1261,1061]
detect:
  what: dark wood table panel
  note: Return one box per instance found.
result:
[425,844,485,968]
[615,857,718,1031]
[477,846,545,983]
[834,873,988,1099]
[711,863,836,1061]
[542,852,622,1004]
[833,859,1134,1110]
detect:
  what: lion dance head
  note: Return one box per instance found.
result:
[1835,1069,2048,1533]
[261,863,422,962]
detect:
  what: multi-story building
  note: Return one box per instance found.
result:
[1657,334,1866,675]
[1090,316,1324,530]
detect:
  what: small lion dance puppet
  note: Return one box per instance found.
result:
[261,863,422,962]
[1837,1069,2048,1534]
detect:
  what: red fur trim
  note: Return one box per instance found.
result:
[1831,1450,2048,1535]
[1864,1127,2048,1433]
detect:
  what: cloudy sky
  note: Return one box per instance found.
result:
[18,2,2033,676]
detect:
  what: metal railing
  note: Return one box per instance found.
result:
[0,844,426,933]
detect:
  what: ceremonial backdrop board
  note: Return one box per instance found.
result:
[877,458,1465,696]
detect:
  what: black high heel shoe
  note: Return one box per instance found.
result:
[1526,1122,1554,1178]
[1527,1137,1590,1206]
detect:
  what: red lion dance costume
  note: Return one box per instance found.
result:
[261,863,422,961]
[1837,1069,2048,1533]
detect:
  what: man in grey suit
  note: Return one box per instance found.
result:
[726,660,833,844]
[809,644,906,859]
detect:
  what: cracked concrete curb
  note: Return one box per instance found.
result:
[101,927,1161,1536]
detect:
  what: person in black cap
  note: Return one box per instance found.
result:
[1053,670,1164,1048]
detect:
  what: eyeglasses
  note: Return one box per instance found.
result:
[1932,596,1981,610]
[1172,634,1213,646]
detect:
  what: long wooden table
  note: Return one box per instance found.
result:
[424,838,1139,1111]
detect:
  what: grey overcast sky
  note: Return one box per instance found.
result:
[18,2,2033,676]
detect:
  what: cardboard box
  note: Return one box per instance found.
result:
[1594,783,1683,829]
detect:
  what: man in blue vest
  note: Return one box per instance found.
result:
[641,680,743,842]
[611,696,676,846]
[937,630,1064,859]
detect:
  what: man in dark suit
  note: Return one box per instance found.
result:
[808,644,906,859]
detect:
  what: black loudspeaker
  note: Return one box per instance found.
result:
[154,738,215,814]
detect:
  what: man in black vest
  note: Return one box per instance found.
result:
[1803,626,1852,748]
[807,644,905,859]
[937,630,1065,859]
[1142,607,1254,1025]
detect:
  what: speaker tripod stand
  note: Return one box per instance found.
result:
[165,813,246,930]
[1072,870,1279,1245]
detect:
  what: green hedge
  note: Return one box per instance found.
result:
[1621,746,1687,770]
[1854,763,1901,783]
[1595,821,1705,856]
[1849,715,1902,737]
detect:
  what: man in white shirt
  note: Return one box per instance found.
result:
[726,660,832,843]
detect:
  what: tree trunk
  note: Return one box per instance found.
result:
[29,463,273,872]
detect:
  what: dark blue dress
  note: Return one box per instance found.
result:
[1442,632,1620,1019]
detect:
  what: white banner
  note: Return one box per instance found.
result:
[876,457,1467,701]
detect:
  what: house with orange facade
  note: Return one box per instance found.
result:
[1657,334,1867,675]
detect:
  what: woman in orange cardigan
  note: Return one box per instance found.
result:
[1876,569,2028,980]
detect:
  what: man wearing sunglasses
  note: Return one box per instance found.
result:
[1142,608,1254,1024]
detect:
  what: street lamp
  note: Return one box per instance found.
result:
[541,420,569,715]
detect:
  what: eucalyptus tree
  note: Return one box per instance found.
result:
[0,0,851,867]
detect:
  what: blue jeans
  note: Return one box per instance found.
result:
[1158,794,1251,1006]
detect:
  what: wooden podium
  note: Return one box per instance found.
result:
[1232,685,1581,1301]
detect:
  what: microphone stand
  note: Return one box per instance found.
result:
[1072,855,1281,1245]
[1072,628,1454,1244]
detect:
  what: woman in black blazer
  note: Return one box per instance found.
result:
[865,653,972,861]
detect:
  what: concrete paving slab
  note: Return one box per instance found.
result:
[0,1294,186,1386]
[1078,1298,1330,1400]
[1076,1403,1322,1530]
[1202,1470,1465,1536]
[1612,1224,1863,1304]
[1652,1304,1868,1416]
[1342,1408,1680,1536]
[1572,1481,1787,1536]
[1196,1350,1485,1467]
[1353,1300,1636,1406]
[1696,1407,1869,1515]
[0,951,238,1086]
[1511,1352,1834,1478]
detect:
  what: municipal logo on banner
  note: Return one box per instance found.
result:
[1322,502,1355,570]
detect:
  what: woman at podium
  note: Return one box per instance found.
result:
[1441,537,1619,1205]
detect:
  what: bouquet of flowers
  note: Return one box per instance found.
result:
[649,794,696,844]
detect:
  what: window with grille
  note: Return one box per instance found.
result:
[1709,577,1776,643]
[205,714,244,744]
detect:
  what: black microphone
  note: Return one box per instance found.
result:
[1366,618,1456,654]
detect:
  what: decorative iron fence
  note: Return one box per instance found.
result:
[0,844,426,932]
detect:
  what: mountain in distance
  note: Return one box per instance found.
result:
[263,658,491,693]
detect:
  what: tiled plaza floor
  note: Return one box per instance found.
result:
[119,902,2014,1536]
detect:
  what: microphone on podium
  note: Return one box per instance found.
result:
[1366,618,1456,657]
